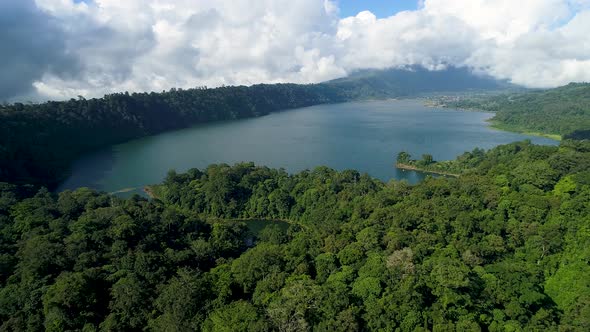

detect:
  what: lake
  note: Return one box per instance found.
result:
[59,99,558,195]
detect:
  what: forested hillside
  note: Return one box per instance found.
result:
[1,140,589,331]
[444,83,590,139]
[0,66,506,189]
[0,84,346,188]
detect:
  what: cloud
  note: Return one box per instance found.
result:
[465,8,590,87]
[1,0,590,100]
[334,0,590,87]
[27,0,342,100]
[0,0,80,101]
[335,10,480,70]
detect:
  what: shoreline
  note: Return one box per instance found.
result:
[143,185,158,199]
[421,100,491,113]
[109,187,140,195]
[395,163,460,177]
[487,121,562,141]
[421,100,562,141]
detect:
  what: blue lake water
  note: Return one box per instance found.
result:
[59,99,558,195]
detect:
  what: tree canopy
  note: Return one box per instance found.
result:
[1,140,589,331]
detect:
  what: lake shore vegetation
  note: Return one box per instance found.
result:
[441,83,590,140]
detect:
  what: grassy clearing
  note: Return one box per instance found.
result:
[488,121,562,141]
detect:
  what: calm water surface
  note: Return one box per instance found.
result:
[59,99,558,195]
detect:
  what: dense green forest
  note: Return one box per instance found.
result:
[0,67,505,189]
[1,140,589,331]
[443,83,590,139]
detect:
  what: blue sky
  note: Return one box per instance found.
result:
[338,0,419,18]
[71,0,420,17]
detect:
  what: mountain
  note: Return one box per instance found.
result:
[324,66,514,99]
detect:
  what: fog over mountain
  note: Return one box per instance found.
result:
[2,0,590,101]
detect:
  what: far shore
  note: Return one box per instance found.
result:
[420,99,562,141]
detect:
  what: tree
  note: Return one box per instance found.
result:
[397,151,411,164]
[421,154,434,166]
[149,269,211,331]
[231,243,284,293]
[203,301,268,332]
[100,274,150,330]
[43,271,103,332]
[267,276,322,331]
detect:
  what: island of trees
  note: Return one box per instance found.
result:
[0,139,589,331]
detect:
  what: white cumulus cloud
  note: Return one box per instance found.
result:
[1,0,590,101]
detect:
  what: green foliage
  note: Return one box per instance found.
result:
[203,301,268,332]
[0,140,589,330]
[396,147,486,176]
[42,271,102,332]
[397,151,411,164]
[446,83,590,138]
[420,154,434,166]
[149,269,212,331]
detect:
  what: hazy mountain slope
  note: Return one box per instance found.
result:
[325,66,513,99]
